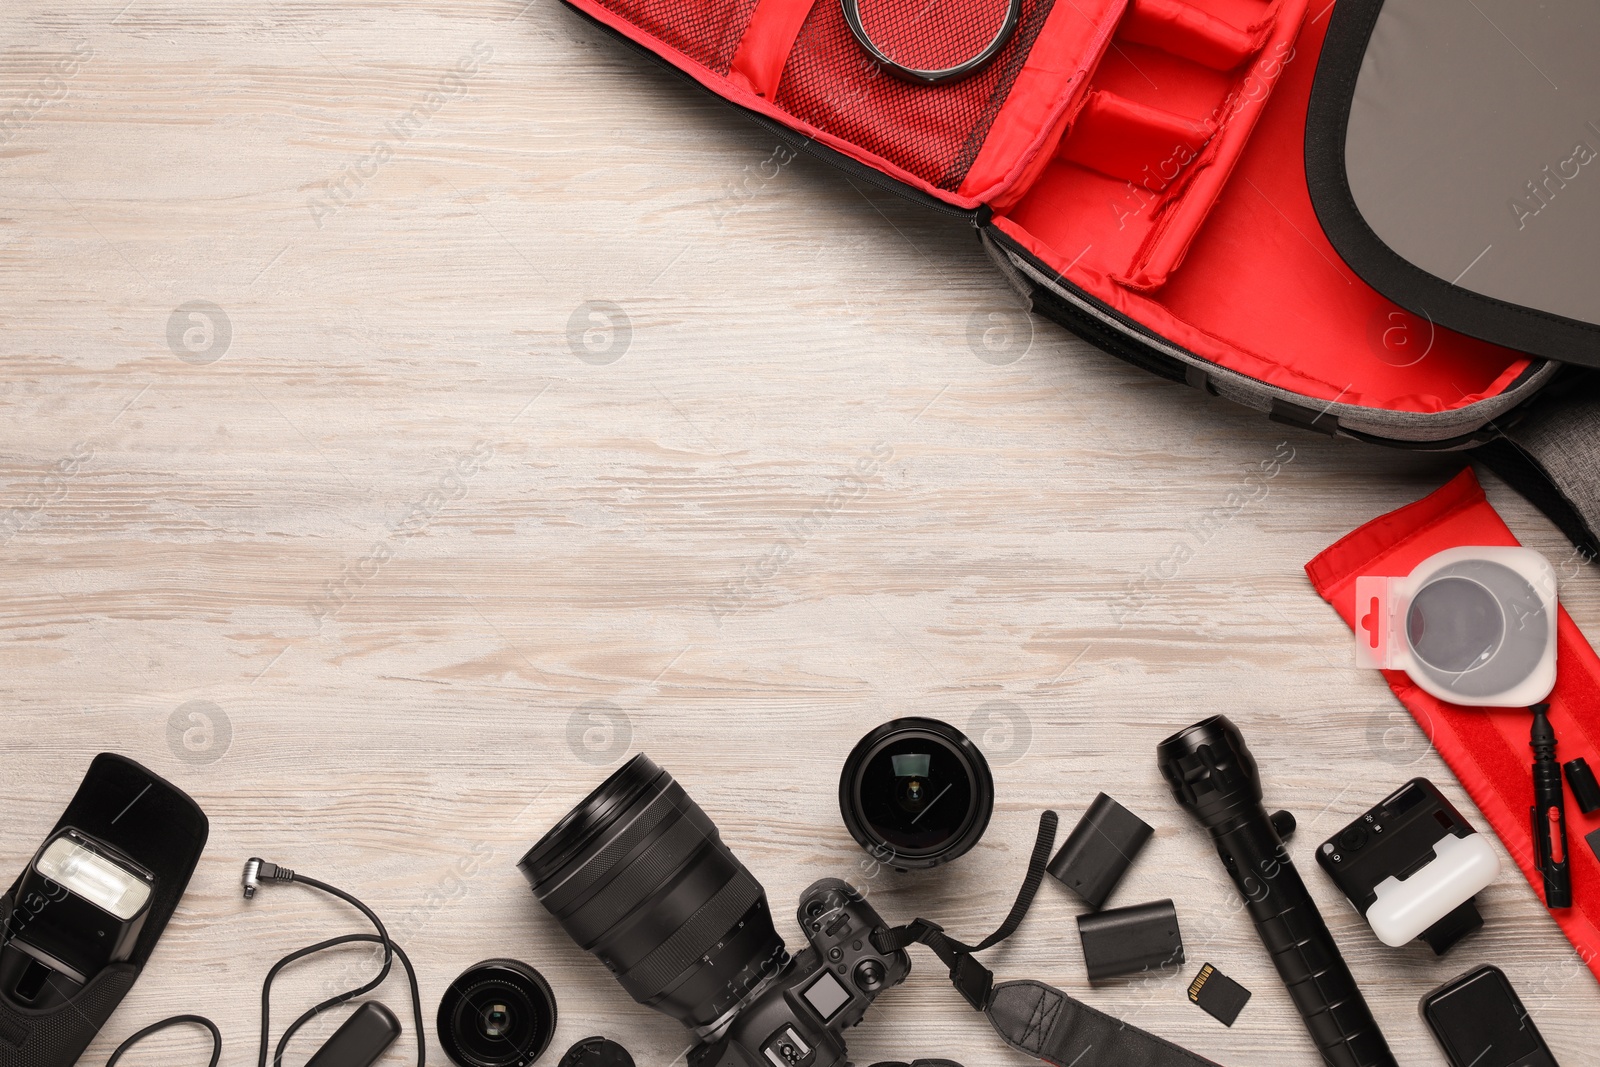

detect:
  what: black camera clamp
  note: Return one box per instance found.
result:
[871,811,1223,1067]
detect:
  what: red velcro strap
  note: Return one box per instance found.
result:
[1307,467,1600,985]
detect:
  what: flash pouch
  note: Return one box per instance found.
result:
[0,753,209,1067]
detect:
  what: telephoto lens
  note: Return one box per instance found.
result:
[839,718,995,870]
[437,959,558,1067]
[520,756,913,1067]
[518,755,787,1033]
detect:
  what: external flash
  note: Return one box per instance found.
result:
[2,830,156,1009]
[1,754,208,1067]
[34,835,153,918]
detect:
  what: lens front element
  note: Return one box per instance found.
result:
[438,960,557,1067]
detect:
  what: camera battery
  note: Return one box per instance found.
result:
[1048,793,1154,909]
[1077,899,1184,983]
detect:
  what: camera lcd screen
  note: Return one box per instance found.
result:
[1428,970,1539,1067]
[802,972,852,1022]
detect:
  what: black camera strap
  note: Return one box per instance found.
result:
[872,810,1058,1009]
[872,811,1224,1067]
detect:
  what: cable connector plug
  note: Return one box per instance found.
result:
[242,857,295,899]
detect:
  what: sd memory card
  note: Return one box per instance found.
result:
[1188,963,1251,1027]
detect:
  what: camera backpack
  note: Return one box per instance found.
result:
[553,0,1600,558]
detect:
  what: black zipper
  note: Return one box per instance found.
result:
[563,0,986,223]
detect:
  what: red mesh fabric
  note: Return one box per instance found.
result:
[777,0,1058,190]
[594,0,761,74]
[856,0,1014,70]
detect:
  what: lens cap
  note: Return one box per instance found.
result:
[438,959,558,1067]
[558,1038,635,1067]
[840,717,994,870]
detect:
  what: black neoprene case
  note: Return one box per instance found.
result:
[0,754,209,1067]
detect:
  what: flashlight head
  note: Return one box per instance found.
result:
[1156,716,1263,829]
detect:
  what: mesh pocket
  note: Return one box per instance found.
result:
[777,0,1058,190]
[594,0,762,75]
[0,964,138,1067]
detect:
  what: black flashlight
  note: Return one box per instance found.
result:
[1157,717,1397,1067]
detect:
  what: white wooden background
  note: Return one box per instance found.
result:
[3,2,1599,1065]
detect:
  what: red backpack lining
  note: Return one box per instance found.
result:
[569,0,1536,417]
[593,0,764,74]
[993,1,1532,413]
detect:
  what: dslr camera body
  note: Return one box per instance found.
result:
[520,756,912,1067]
[693,879,909,1067]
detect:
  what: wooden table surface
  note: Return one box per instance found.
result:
[3,3,1599,1065]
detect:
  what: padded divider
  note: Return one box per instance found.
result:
[1118,4,1301,290]
[1120,0,1269,70]
[593,0,763,75]
[990,5,1538,415]
[1005,0,1303,291]
[1060,90,1213,184]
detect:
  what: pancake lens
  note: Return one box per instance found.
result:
[438,960,557,1067]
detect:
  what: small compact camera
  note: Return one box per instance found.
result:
[1317,778,1501,954]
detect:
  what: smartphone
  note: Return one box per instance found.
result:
[1420,966,1559,1067]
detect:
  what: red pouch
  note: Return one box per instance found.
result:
[1307,468,1600,983]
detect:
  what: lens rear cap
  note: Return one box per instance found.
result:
[558,1038,634,1067]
